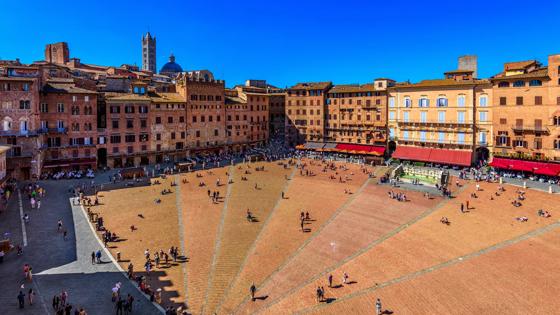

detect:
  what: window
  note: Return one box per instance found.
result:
[40,103,48,113]
[479,95,488,107]
[498,82,509,88]
[479,111,487,122]
[195,131,200,137]
[125,135,135,143]
[420,131,426,141]
[22,83,29,91]
[436,97,448,107]
[418,97,429,107]
[110,105,120,114]
[125,105,135,114]
[156,133,161,141]
[155,117,161,124]
[535,96,542,105]
[168,117,173,124]
[389,111,395,120]
[389,97,395,107]
[420,111,427,123]
[500,97,507,106]
[557,97,560,105]
[110,135,121,143]
[403,97,411,108]
[438,111,446,123]
[513,80,525,87]
[457,133,465,144]
[403,111,410,122]
[112,120,119,129]
[389,128,395,138]
[516,96,523,105]
[140,119,147,128]
[403,131,409,140]
[457,95,466,107]
[214,129,219,136]
[85,96,90,102]
[179,116,185,123]
[457,111,465,123]
[57,103,64,113]
[72,96,77,102]
[171,132,176,140]
[19,100,31,109]
[126,120,133,129]
[438,132,445,143]
[529,80,542,86]
[479,132,487,144]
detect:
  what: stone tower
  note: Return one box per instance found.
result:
[458,55,478,79]
[45,42,70,64]
[142,32,156,73]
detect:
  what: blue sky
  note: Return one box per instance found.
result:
[1,0,559,87]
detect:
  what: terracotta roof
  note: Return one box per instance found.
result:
[491,67,549,81]
[149,92,185,103]
[504,60,537,71]
[328,84,376,94]
[444,69,474,74]
[106,94,151,102]
[390,78,489,89]
[43,83,96,94]
[0,145,10,154]
[225,95,246,105]
[290,81,332,90]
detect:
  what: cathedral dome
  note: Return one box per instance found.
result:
[160,53,183,76]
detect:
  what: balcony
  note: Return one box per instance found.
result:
[0,129,45,137]
[398,120,473,131]
[511,125,549,133]
[48,127,68,134]
[398,137,472,147]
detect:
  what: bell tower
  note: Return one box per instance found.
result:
[142,32,156,73]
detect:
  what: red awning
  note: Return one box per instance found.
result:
[334,143,386,155]
[392,146,472,166]
[490,157,560,176]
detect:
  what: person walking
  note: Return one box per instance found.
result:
[250,283,256,301]
[96,250,102,263]
[91,251,96,264]
[328,274,333,288]
[376,298,382,315]
[58,219,63,232]
[115,296,124,315]
[28,288,34,306]
[126,294,134,313]
[17,291,25,309]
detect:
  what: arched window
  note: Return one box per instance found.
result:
[418,97,429,107]
[479,95,488,107]
[436,96,448,107]
[498,82,510,88]
[513,80,525,87]
[403,97,412,107]
[3,117,13,131]
[457,95,466,107]
[19,119,28,133]
[529,80,542,86]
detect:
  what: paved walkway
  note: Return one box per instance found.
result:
[0,179,161,315]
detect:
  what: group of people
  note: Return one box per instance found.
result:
[50,290,88,315]
[387,190,407,202]
[41,169,95,180]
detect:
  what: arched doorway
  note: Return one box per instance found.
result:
[475,147,490,165]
